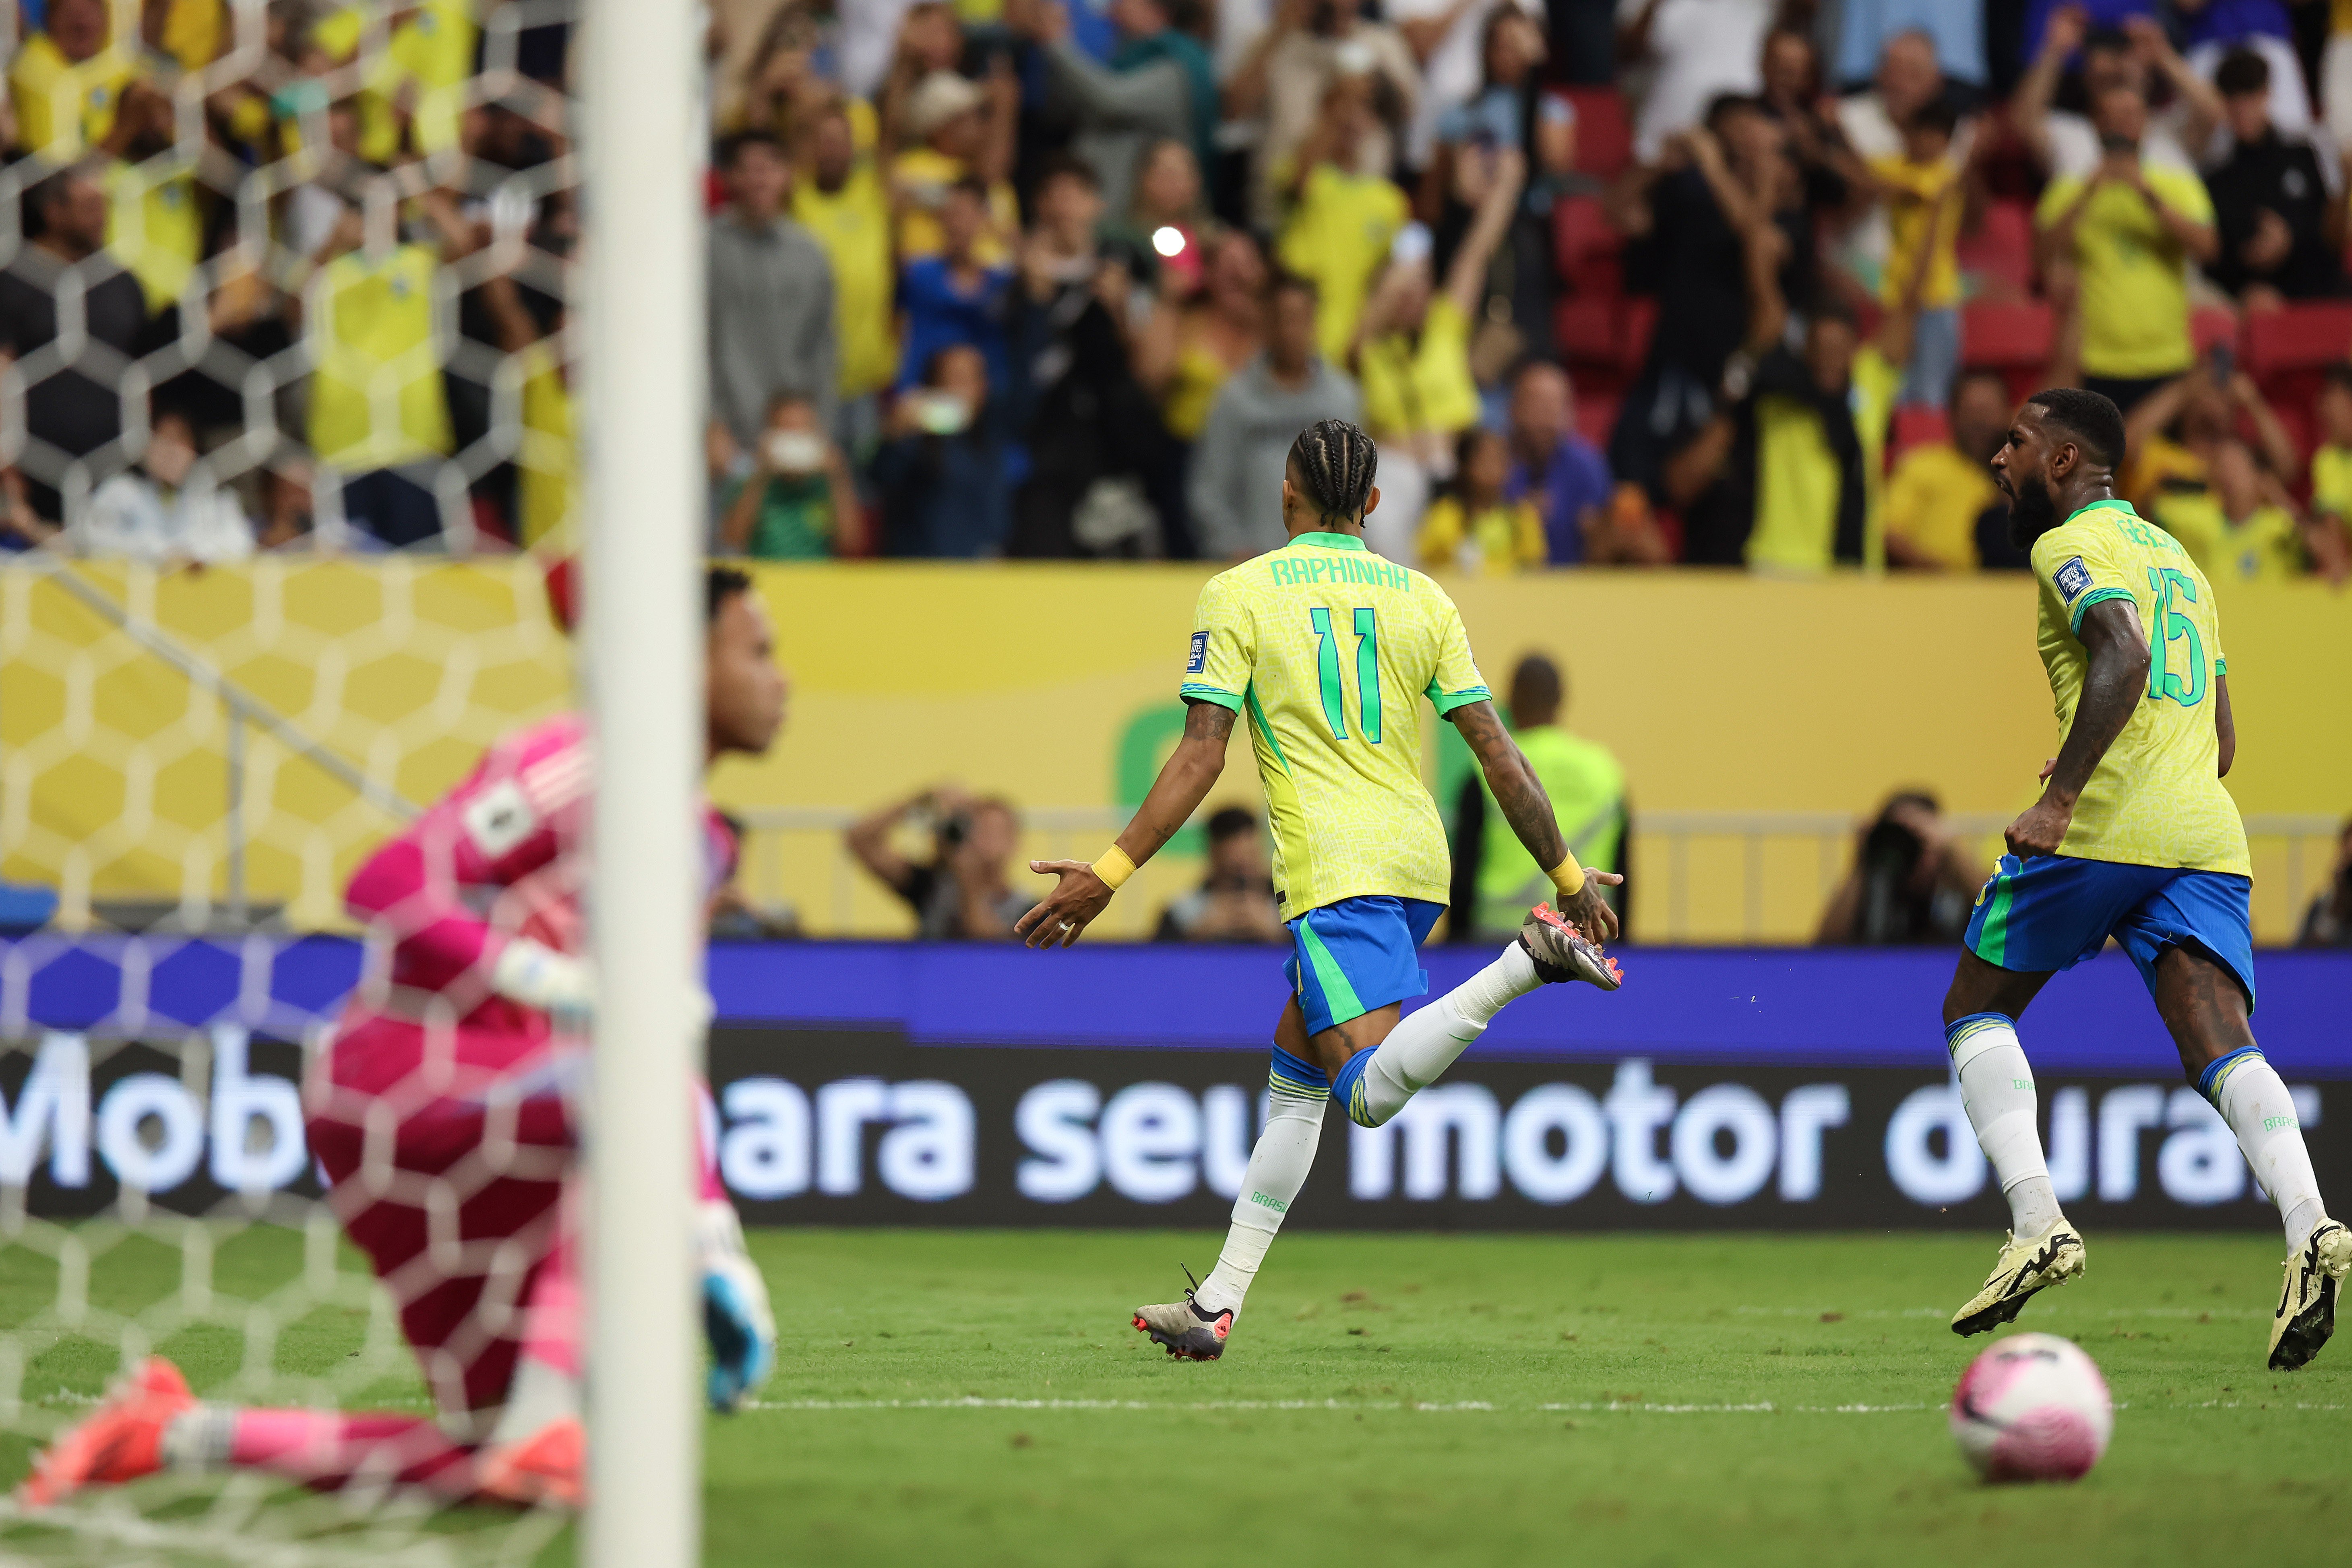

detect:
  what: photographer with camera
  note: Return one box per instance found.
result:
[2296,818,2352,949]
[1816,789,1988,946]
[1153,807,1285,943]
[718,392,864,559]
[847,785,1033,939]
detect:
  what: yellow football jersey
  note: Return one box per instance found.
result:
[2029,498,2248,876]
[1183,531,1490,921]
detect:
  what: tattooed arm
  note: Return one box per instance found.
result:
[1450,700,1623,942]
[1017,700,1235,947]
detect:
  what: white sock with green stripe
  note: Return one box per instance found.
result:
[1195,1080,1327,1316]
[1342,944,1543,1127]
[1947,1012,2062,1237]
[2204,1046,2324,1253]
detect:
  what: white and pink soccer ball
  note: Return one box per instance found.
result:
[1949,1332,2113,1482]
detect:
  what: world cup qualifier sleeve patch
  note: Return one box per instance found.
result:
[2053,556,2093,604]
[1186,630,1209,674]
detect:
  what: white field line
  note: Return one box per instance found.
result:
[1732,1306,2273,1321]
[743,1396,2344,1415]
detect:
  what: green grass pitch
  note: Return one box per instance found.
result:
[3,1227,2345,1565]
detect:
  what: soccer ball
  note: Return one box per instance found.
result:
[1949,1332,2113,1482]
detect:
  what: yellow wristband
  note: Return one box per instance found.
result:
[1546,851,1585,899]
[1092,846,1137,891]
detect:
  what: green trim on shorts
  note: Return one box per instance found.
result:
[1975,871,2016,967]
[1298,918,1367,1028]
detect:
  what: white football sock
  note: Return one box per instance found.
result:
[485,1353,582,1448]
[159,1404,237,1470]
[1352,944,1543,1126]
[1193,1087,1325,1316]
[1948,1014,2062,1237]
[2210,1049,2325,1253]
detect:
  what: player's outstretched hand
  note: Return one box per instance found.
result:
[1017,859,1114,948]
[1556,873,1625,945]
[2005,795,2071,859]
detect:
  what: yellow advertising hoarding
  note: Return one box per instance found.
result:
[5,560,2346,941]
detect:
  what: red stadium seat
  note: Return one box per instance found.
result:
[1961,300,2053,404]
[1960,300,2052,366]
[1552,194,1624,296]
[1574,391,1621,449]
[1888,405,1950,465]
[2191,306,2239,360]
[1561,87,1633,181]
[2245,302,2352,373]
[1955,200,2035,299]
[1620,297,1658,371]
[1554,296,1616,366]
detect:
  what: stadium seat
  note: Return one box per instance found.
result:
[1554,296,1616,367]
[2245,302,2352,373]
[1552,194,1624,297]
[1961,299,2053,404]
[1575,391,1620,449]
[1960,299,2051,366]
[1955,200,2035,299]
[1888,405,1951,464]
[2191,306,2239,361]
[1620,297,1658,372]
[1561,87,1633,181]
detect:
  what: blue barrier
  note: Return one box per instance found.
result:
[5,936,2349,1078]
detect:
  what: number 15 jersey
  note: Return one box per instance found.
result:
[1181,531,1491,921]
[2029,498,2248,876]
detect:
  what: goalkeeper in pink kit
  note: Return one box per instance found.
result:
[19,567,789,1512]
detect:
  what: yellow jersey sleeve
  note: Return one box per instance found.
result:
[1180,570,1252,711]
[2032,512,2139,636]
[1423,590,1490,715]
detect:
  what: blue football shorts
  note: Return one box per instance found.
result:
[1964,853,2256,1010]
[1282,895,1447,1037]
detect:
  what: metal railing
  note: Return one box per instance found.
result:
[731,806,2345,946]
[17,560,422,926]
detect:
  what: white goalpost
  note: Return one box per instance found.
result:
[581,0,706,1560]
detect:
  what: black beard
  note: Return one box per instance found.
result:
[2006,473,2057,549]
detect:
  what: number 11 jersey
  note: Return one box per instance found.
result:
[2029,498,2249,876]
[1180,531,1491,921]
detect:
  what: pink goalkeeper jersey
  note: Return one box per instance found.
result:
[341,714,736,1032]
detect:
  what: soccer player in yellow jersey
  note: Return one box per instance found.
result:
[1017,419,1624,1360]
[1943,388,2346,1370]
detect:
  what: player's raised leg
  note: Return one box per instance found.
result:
[1943,922,2085,1337]
[1332,908,1617,1129]
[2142,943,2348,1369]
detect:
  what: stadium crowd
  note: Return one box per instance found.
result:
[4,0,2352,581]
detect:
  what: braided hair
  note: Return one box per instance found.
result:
[1286,419,1379,527]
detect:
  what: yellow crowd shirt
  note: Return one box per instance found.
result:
[8,31,135,161]
[1276,163,1408,366]
[2035,165,2212,379]
[2153,493,2305,585]
[1746,346,1899,571]
[307,244,454,469]
[1883,440,1997,569]
[314,0,475,161]
[1417,495,1547,574]
[516,341,575,549]
[103,159,202,314]
[1359,295,1479,441]
[1868,154,1961,309]
[1182,531,1491,919]
[891,147,1019,265]
[2029,498,2247,874]
[2309,443,2352,518]
[794,164,898,398]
